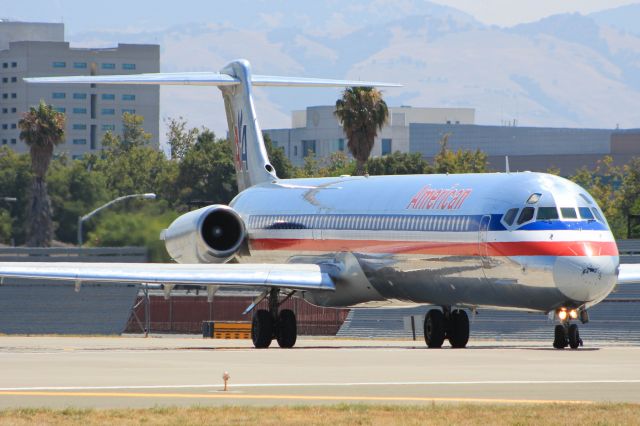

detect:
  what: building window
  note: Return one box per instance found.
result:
[11,139,16,144]
[10,77,16,83]
[73,107,87,114]
[302,140,316,158]
[73,62,87,69]
[1,108,6,113]
[122,94,136,101]
[338,138,345,151]
[2,94,7,99]
[1,124,7,130]
[11,62,16,68]
[55,107,66,113]
[294,146,298,156]
[101,124,115,131]
[73,93,87,99]
[10,123,16,129]
[52,61,66,68]
[73,139,87,145]
[2,63,7,69]
[122,63,136,70]
[10,93,16,99]
[381,138,392,156]
[52,92,66,99]
[1,78,6,83]
[101,63,116,70]
[1,139,5,145]
[122,109,135,114]
[101,108,115,115]
[10,108,16,113]
[73,124,87,130]
[101,93,115,100]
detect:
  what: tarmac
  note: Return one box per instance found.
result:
[0,335,639,408]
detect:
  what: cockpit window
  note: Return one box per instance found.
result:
[536,207,559,221]
[579,194,593,205]
[560,207,577,219]
[517,207,535,225]
[526,193,542,204]
[579,207,594,220]
[591,208,605,223]
[502,208,519,226]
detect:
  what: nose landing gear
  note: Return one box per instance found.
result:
[552,308,585,350]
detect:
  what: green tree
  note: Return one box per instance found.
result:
[18,100,66,247]
[86,203,178,262]
[176,130,237,206]
[47,157,112,244]
[166,116,198,160]
[335,87,389,176]
[367,151,432,175]
[0,148,31,245]
[433,133,488,174]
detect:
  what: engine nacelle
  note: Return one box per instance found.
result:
[162,205,246,264]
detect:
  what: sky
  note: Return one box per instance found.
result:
[2,0,638,34]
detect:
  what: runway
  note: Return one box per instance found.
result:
[0,336,639,408]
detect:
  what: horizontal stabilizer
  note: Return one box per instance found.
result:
[25,73,401,88]
[0,262,335,292]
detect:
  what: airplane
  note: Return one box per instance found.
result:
[1,59,639,350]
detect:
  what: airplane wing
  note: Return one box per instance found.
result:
[617,264,640,285]
[0,262,334,291]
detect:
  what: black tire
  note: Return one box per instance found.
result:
[568,324,580,349]
[553,324,567,349]
[449,310,470,348]
[424,309,446,348]
[276,309,297,348]
[251,309,273,349]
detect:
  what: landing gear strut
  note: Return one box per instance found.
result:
[552,308,584,350]
[251,288,297,349]
[424,307,470,349]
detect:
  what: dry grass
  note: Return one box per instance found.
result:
[1,404,640,426]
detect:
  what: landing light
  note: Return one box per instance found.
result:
[569,310,579,320]
[558,309,568,321]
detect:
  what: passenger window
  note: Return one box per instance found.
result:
[591,208,605,223]
[579,207,594,220]
[560,208,577,219]
[517,207,535,225]
[536,207,559,221]
[502,208,519,226]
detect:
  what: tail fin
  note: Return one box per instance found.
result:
[25,59,400,191]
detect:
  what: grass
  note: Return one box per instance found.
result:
[1,404,640,425]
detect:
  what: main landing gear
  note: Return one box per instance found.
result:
[424,307,470,349]
[552,308,586,349]
[251,288,297,349]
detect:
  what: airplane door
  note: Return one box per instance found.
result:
[478,215,491,272]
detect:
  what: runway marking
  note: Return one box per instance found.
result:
[1,379,640,392]
[0,391,592,405]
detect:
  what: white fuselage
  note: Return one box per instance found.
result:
[230,172,618,312]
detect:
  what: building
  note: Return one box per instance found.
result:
[265,103,640,175]
[264,105,475,167]
[0,21,159,158]
[410,124,640,175]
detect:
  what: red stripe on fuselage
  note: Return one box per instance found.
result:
[249,238,619,257]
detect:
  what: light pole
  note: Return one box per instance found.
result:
[77,193,156,247]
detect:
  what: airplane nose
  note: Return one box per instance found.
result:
[553,256,618,304]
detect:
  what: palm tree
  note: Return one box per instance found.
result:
[335,87,389,175]
[18,100,66,247]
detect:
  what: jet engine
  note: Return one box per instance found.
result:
[162,205,246,264]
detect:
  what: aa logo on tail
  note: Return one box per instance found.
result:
[234,110,248,171]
